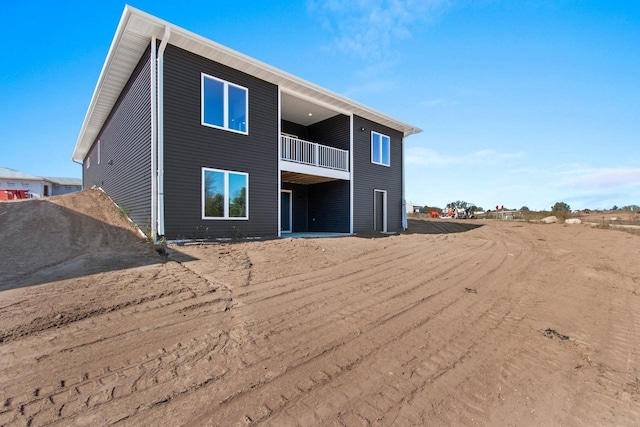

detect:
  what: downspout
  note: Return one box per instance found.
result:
[72,159,83,187]
[401,133,407,230]
[349,115,354,234]
[157,26,171,238]
[277,89,282,237]
[150,37,158,241]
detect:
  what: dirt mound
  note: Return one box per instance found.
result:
[0,189,157,290]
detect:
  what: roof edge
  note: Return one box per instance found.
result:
[73,6,422,162]
[72,6,134,162]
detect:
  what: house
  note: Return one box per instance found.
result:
[72,6,422,241]
[406,202,415,214]
[43,177,84,196]
[0,167,81,199]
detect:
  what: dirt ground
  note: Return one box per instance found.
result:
[1,190,639,426]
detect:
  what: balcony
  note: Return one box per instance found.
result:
[280,135,349,172]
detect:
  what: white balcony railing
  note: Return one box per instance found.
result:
[280,135,349,172]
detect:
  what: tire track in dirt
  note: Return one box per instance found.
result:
[253,235,500,364]
[0,259,237,426]
[317,224,535,425]
[89,239,460,422]
[223,234,493,357]
[0,330,233,426]
[416,224,640,427]
[0,226,556,426]
[240,243,481,345]
[563,274,640,425]
[3,214,640,425]
[120,229,524,425]
[0,286,195,344]
[339,227,536,426]
[235,235,492,330]
[0,299,239,426]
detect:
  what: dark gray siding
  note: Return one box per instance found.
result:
[352,115,404,233]
[281,120,308,140]
[83,46,152,231]
[281,182,308,232]
[308,114,350,150]
[281,114,349,150]
[308,180,350,233]
[163,45,279,239]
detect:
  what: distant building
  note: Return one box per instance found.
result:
[0,167,81,199]
[42,177,84,196]
[406,202,414,214]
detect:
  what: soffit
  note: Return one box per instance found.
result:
[73,6,422,162]
[281,93,340,126]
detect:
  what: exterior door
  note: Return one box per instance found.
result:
[374,189,387,232]
[281,190,292,233]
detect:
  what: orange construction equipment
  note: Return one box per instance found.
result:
[0,189,29,200]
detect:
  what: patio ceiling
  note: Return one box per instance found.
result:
[280,92,342,126]
[281,171,340,185]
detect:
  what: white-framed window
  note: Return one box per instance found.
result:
[371,131,390,166]
[202,167,249,220]
[86,156,90,169]
[201,73,248,134]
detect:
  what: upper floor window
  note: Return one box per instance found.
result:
[371,131,390,166]
[201,73,248,134]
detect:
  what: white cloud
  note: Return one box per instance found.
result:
[343,79,399,97]
[308,0,450,63]
[563,167,640,190]
[421,98,444,107]
[405,147,525,167]
[405,151,639,210]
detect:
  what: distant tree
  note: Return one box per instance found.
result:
[611,205,619,211]
[447,200,472,209]
[520,206,530,212]
[623,205,640,212]
[551,202,571,212]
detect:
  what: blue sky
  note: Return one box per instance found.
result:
[1,0,639,210]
